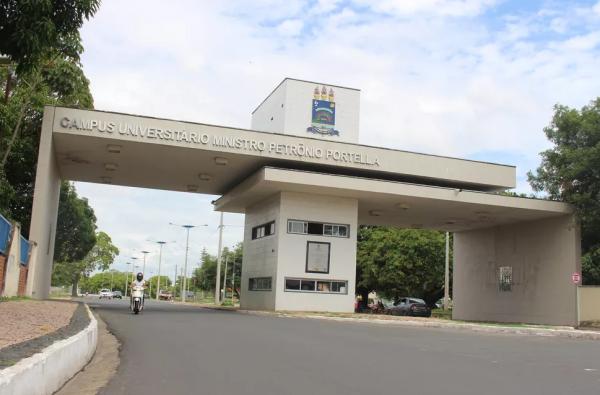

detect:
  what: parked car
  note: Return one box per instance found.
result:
[99,289,113,299]
[112,290,123,299]
[159,290,173,301]
[387,297,431,317]
[368,298,394,314]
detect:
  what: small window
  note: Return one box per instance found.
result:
[285,278,348,294]
[317,281,330,292]
[288,220,307,234]
[285,278,300,290]
[307,222,323,235]
[499,266,512,292]
[300,279,316,291]
[331,281,346,293]
[252,221,275,240]
[249,277,272,291]
[287,220,349,238]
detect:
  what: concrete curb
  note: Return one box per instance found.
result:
[0,304,98,395]
[199,306,600,341]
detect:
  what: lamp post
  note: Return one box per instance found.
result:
[141,250,150,275]
[155,241,166,301]
[231,259,237,305]
[130,257,138,283]
[215,212,224,304]
[222,255,229,301]
[170,223,208,302]
[125,262,131,296]
[444,232,450,311]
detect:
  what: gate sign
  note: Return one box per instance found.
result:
[571,272,581,284]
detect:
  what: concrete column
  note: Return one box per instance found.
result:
[2,223,21,297]
[26,106,61,299]
[453,214,581,326]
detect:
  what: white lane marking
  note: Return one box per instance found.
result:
[584,368,597,372]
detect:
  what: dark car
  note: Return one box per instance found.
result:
[112,290,123,299]
[387,297,431,317]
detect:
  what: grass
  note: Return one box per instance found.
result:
[0,295,30,303]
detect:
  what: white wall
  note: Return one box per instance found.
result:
[251,79,360,143]
[240,194,280,310]
[251,82,287,135]
[453,215,580,326]
[275,191,357,312]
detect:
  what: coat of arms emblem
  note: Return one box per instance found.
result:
[307,86,340,136]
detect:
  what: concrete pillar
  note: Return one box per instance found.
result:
[26,106,61,299]
[2,223,21,297]
[453,214,581,326]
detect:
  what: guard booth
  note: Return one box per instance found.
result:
[27,78,580,326]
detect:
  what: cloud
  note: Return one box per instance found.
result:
[75,0,600,266]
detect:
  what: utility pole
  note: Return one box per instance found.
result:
[156,241,166,301]
[174,263,177,297]
[215,212,224,304]
[110,270,114,291]
[444,232,450,311]
[222,255,229,301]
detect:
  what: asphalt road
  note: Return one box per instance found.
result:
[87,298,600,395]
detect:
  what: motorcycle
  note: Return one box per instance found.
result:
[130,285,145,314]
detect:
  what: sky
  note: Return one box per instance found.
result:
[74,0,600,279]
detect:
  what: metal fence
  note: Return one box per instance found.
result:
[0,214,11,255]
[20,235,30,265]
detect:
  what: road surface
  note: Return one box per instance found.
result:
[87,298,600,395]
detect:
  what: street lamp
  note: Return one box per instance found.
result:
[170,222,208,303]
[130,257,139,284]
[125,262,131,296]
[155,241,167,301]
[141,250,150,274]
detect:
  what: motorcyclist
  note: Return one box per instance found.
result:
[130,272,147,310]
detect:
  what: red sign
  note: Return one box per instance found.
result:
[572,272,581,284]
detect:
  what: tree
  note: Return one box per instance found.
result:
[54,182,97,264]
[528,99,600,284]
[0,1,96,237]
[53,231,119,296]
[0,0,100,73]
[192,244,243,297]
[356,226,448,307]
[147,275,172,299]
[79,270,130,294]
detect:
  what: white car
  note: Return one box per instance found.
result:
[99,289,113,299]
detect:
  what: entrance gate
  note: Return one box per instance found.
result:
[27,84,580,326]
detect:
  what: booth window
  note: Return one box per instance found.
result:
[285,278,300,290]
[287,219,349,238]
[249,277,272,291]
[285,278,348,294]
[252,221,275,240]
[498,266,512,292]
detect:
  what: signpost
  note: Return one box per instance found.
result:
[572,272,581,285]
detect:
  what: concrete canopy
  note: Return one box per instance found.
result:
[50,107,515,194]
[214,167,572,232]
